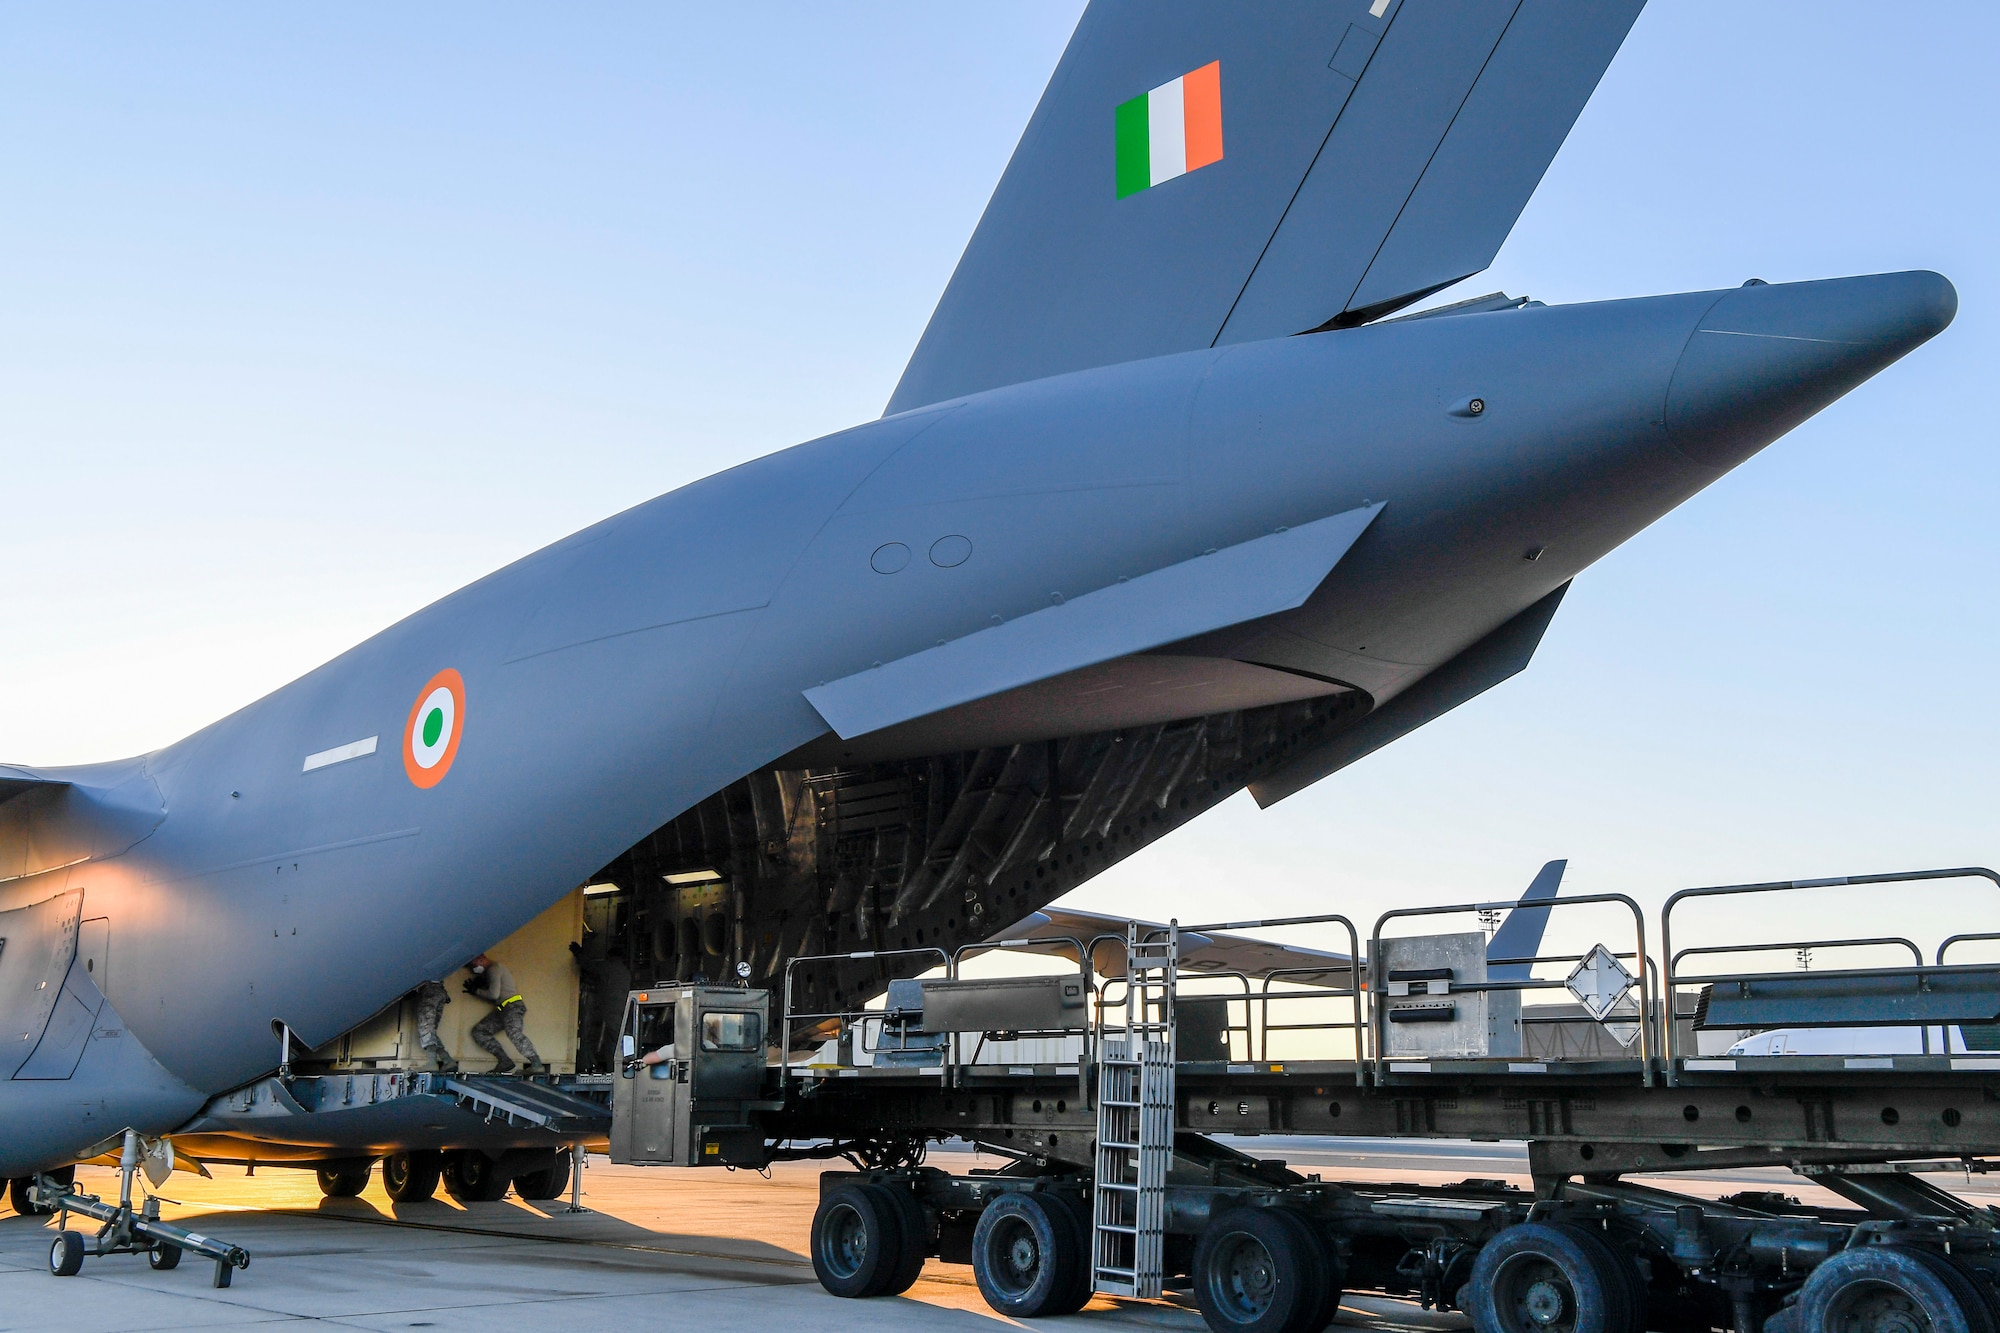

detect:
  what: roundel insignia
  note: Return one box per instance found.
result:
[403,669,465,788]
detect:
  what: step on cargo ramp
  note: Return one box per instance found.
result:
[1093,920,1176,1299]
[436,1074,611,1136]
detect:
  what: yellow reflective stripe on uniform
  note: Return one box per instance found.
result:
[500,995,523,1006]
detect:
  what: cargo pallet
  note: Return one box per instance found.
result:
[612,867,2000,1333]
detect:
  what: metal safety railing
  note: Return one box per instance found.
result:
[1660,867,2000,1078]
[779,937,1102,1094]
[1179,911,1367,1083]
[773,864,2000,1099]
[1370,892,1656,1085]
[778,946,947,1098]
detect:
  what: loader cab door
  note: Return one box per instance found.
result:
[610,991,680,1164]
[691,1001,762,1100]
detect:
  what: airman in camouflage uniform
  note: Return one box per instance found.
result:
[465,953,545,1075]
[412,979,455,1073]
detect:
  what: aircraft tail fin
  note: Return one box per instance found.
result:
[1486,859,1565,980]
[887,0,1644,415]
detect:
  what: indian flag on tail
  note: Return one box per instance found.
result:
[1116,61,1223,198]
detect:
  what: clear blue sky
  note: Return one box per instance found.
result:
[4,4,1994,956]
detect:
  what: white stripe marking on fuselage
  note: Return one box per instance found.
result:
[303,735,379,772]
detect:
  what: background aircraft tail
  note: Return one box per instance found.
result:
[888,0,1645,414]
[1486,858,1565,980]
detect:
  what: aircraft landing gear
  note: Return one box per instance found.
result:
[383,1150,443,1202]
[314,1158,374,1198]
[441,1149,510,1202]
[511,1149,572,1202]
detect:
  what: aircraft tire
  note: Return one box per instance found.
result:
[148,1243,182,1271]
[49,1231,84,1278]
[441,1149,510,1203]
[383,1150,443,1202]
[315,1158,374,1198]
[511,1150,571,1202]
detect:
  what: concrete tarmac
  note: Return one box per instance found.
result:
[2,1142,1992,1331]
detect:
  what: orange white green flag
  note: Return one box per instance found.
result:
[1115,61,1223,198]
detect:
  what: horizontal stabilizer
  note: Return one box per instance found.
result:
[804,503,1383,741]
[1249,581,1567,806]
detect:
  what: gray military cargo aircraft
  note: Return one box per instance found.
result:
[0,0,1957,1191]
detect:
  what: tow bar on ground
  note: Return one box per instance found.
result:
[37,1129,251,1287]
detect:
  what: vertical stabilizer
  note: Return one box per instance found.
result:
[887,0,1644,415]
[1486,860,1565,980]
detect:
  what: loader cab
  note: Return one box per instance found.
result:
[608,985,769,1167]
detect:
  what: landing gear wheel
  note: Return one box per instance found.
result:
[1796,1245,1984,1333]
[49,1231,85,1278]
[972,1192,1089,1318]
[441,1150,510,1203]
[315,1158,374,1198]
[811,1182,908,1298]
[383,1150,443,1202]
[149,1243,183,1271]
[1464,1222,1634,1333]
[1192,1206,1330,1333]
[512,1150,572,1202]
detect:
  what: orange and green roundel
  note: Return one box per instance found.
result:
[1116,61,1223,198]
[403,668,465,788]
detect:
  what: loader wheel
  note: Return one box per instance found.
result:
[1192,1206,1330,1333]
[1796,1246,1988,1333]
[1287,1210,1346,1333]
[811,1182,907,1298]
[1464,1222,1634,1333]
[1042,1192,1098,1316]
[49,1231,85,1277]
[315,1158,374,1198]
[875,1182,930,1297]
[383,1150,442,1202]
[441,1150,510,1202]
[972,1192,1088,1318]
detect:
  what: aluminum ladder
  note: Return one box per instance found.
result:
[1093,919,1177,1298]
